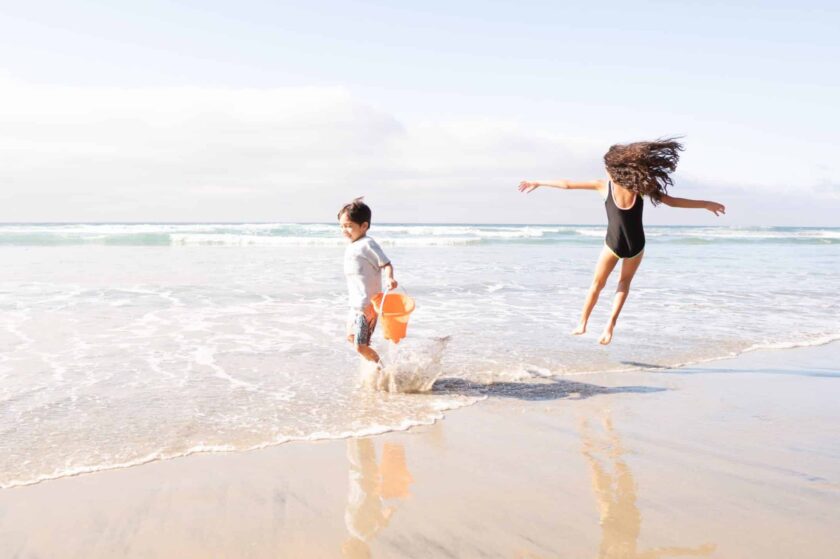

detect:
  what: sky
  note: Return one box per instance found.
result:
[1,0,838,225]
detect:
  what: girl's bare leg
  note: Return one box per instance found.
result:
[573,246,619,335]
[599,251,644,345]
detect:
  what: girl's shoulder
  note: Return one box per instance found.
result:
[597,178,609,200]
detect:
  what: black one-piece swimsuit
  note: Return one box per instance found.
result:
[604,181,645,259]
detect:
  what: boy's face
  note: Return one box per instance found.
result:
[339,212,369,242]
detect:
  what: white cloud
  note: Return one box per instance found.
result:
[1,78,837,225]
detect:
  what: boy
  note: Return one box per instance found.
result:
[338,197,397,364]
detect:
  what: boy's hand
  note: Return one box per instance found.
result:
[705,201,726,216]
[386,278,398,290]
[517,180,540,193]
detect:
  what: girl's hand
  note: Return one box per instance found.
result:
[705,201,726,216]
[387,278,398,290]
[518,180,540,193]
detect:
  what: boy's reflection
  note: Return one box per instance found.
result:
[342,439,413,558]
[581,413,715,559]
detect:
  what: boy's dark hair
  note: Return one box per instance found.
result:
[603,138,684,205]
[337,197,372,226]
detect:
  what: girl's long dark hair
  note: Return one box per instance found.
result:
[603,138,684,205]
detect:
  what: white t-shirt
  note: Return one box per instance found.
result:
[344,236,390,311]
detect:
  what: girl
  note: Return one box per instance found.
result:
[518,138,725,345]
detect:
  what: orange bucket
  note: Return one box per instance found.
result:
[371,290,415,344]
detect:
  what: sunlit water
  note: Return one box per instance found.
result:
[1,223,838,487]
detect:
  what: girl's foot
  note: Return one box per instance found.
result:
[572,323,587,335]
[598,325,615,345]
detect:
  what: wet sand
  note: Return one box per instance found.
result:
[1,343,838,558]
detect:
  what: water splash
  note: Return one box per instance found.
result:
[359,337,451,393]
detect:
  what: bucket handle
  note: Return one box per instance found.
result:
[377,287,390,317]
[376,286,409,317]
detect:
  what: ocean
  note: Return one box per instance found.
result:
[1,223,838,488]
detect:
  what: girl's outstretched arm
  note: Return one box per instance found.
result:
[518,179,605,194]
[660,194,726,216]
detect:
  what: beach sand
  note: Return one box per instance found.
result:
[1,343,838,558]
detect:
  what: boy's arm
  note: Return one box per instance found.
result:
[660,194,726,216]
[366,240,397,289]
[518,179,605,194]
[381,263,398,290]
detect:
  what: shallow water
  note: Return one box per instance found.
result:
[0,223,838,487]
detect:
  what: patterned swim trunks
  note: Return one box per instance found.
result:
[347,306,378,346]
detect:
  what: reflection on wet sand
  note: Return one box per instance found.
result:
[343,439,414,558]
[581,412,715,559]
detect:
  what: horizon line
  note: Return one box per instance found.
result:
[0,221,837,229]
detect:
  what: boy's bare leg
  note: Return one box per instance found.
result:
[599,251,644,345]
[574,246,619,335]
[355,344,381,363]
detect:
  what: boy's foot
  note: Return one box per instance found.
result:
[571,323,587,335]
[598,325,615,345]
